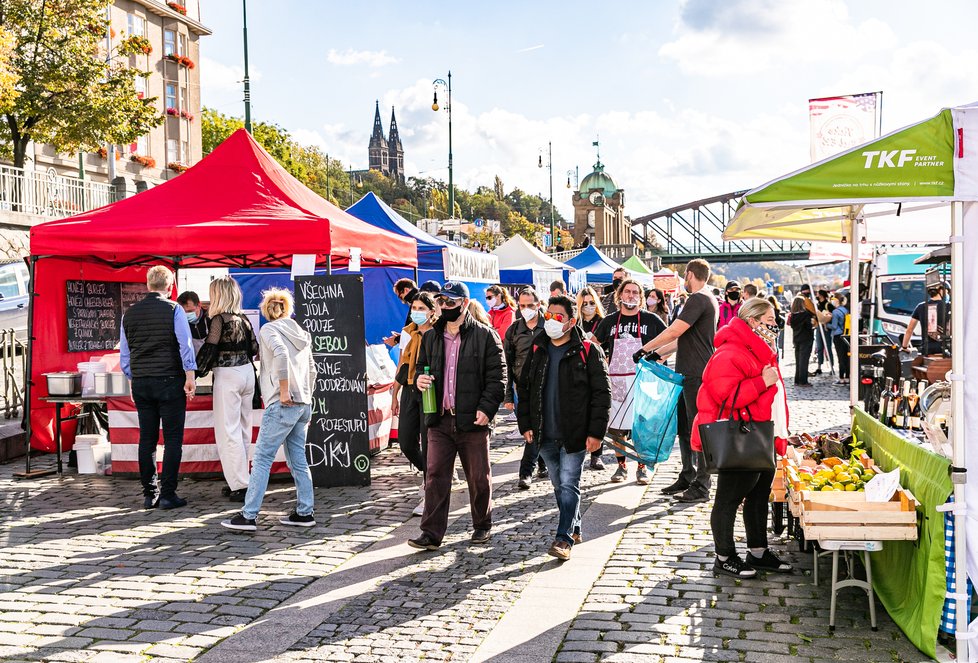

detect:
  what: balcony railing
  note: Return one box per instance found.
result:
[552,244,660,270]
[0,164,114,219]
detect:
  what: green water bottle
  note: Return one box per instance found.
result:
[421,366,437,414]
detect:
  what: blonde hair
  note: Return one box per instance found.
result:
[576,285,605,319]
[467,299,491,326]
[260,287,293,321]
[738,297,773,322]
[208,276,243,316]
[146,265,174,292]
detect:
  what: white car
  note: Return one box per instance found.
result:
[0,260,30,342]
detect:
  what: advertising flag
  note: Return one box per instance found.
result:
[810,92,881,162]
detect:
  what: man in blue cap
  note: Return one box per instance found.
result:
[409,281,506,550]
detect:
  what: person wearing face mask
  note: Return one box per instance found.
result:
[827,293,850,385]
[601,268,629,314]
[178,291,210,353]
[516,295,611,561]
[505,287,550,488]
[717,281,743,329]
[484,285,516,339]
[646,288,669,325]
[409,282,506,551]
[692,297,792,578]
[593,278,666,485]
[576,286,607,468]
[384,278,421,348]
[391,293,439,516]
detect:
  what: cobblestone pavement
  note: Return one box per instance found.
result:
[0,340,934,662]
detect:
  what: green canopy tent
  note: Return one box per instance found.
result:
[620,254,653,275]
[725,102,978,660]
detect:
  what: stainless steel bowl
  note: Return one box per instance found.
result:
[44,372,82,396]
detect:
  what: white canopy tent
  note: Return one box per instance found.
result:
[726,102,978,661]
[492,235,568,270]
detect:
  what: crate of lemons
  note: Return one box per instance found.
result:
[789,454,878,492]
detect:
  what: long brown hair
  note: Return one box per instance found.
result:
[485,284,515,310]
[576,285,605,320]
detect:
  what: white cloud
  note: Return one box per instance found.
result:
[326,48,399,68]
[199,56,261,93]
[659,0,896,76]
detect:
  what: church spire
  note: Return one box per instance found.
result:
[371,100,386,143]
[389,106,401,148]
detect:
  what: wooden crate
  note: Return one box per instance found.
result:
[798,488,918,541]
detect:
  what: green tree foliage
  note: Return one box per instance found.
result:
[0,0,162,168]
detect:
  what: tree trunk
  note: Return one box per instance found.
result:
[13,136,28,169]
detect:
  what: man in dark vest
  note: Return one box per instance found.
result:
[120,265,198,510]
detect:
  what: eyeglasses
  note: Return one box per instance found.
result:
[543,311,567,323]
[437,297,461,308]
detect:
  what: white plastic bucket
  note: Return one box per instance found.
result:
[94,373,110,396]
[77,362,107,397]
[109,372,129,396]
[75,434,107,474]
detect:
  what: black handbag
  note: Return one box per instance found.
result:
[698,382,775,474]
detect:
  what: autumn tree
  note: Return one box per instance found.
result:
[0,0,162,168]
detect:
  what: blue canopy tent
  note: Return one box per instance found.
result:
[564,245,622,289]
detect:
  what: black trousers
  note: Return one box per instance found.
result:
[398,384,428,474]
[132,375,187,498]
[677,376,711,493]
[710,469,775,557]
[794,335,813,385]
[519,435,547,478]
[833,336,850,379]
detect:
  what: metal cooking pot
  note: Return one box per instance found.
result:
[44,372,82,396]
[921,381,950,415]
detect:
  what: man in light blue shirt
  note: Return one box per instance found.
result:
[119,266,196,510]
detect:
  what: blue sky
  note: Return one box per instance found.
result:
[199,0,978,220]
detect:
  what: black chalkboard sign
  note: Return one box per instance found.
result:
[294,275,370,487]
[66,280,147,353]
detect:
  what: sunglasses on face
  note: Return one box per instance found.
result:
[543,311,567,323]
[437,298,461,308]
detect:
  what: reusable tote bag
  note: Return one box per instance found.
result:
[698,382,775,473]
[617,357,684,467]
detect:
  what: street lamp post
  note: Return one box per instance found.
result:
[432,72,454,219]
[539,142,554,251]
[242,0,252,133]
[348,168,360,206]
[566,167,579,190]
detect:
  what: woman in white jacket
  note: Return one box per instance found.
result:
[222,288,318,531]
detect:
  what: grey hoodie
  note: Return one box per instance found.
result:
[259,318,317,406]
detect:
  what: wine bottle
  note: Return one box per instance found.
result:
[879,377,894,425]
[896,379,912,430]
[421,366,437,414]
[891,379,905,428]
[909,380,925,431]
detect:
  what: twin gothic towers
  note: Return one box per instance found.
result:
[367,101,405,184]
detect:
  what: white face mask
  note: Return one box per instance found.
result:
[582,304,596,316]
[544,319,567,339]
[647,297,658,307]
[621,298,639,309]
[520,307,537,322]
[487,296,498,308]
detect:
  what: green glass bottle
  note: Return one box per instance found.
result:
[421,366,437,414]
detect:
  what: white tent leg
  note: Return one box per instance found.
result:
[951,201,968,662]
[850,216,860,407]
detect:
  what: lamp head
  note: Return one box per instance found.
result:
[431,92,439,112]
[538,154,543,168]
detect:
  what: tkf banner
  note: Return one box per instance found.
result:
[810,92,881,163]
[294,274,371,488]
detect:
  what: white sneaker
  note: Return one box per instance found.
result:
[412,497,425,517]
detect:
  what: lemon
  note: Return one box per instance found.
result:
[845,484,857,491]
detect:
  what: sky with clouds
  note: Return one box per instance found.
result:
[199,0,978,221]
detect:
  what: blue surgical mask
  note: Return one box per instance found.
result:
[410,311,429,326]
[186,310,199,324]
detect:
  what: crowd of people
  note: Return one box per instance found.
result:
[121,259,852,575]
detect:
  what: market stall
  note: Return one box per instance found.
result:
[492,235,572,293]
[25,129,417,482]
[564,245,624,290]
[725,102,978,660]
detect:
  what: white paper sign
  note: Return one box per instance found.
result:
[349,247,362,273]
[290,254,316,279]
[865,467,901,503]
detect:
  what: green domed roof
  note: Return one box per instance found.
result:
[580,161,618,196]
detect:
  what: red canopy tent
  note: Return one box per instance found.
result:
[25,128,416,461]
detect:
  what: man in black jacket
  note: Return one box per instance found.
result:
[409,281,506,551]
[504,287,549,487]
[517,295,611,561]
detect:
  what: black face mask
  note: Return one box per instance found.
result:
[727,292,740,302]
[440,306,463,323]
[612,278,623,288]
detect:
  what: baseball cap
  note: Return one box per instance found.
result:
[439,281,470,300]
[419,280,441,294]
[800,283,812,293]
[724,280,741,292]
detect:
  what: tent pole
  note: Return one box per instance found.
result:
[950,201,968,662]
[804,267,832,376]
[849,215,859,407]
[22,256,36,475]
[866,246,878,342]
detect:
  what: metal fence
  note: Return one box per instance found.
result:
[0,163,114,218]
[0,329,25,419]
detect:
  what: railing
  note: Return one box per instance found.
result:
[552,244,660,270]
[0,164,114,219]
[0,329,25,419]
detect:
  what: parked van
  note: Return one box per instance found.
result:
[0,260,30,342]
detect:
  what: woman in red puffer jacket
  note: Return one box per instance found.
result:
[692,297,792,580]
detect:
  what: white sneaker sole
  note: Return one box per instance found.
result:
[221,520,257,532]
[279,518,316,527]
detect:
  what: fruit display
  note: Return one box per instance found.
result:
[786,454,877,492]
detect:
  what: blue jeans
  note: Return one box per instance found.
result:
[537,438,586,545]
[242,402,314,519]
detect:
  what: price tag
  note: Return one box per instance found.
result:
[865,467,901,503]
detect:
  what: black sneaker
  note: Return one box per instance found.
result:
[674,489,709,503]
[746,549,793,573]
[143,495,158,509]
[589,456,605,470]
[536,466,549,480]
[713,555,757,578]
[221,513,257,532]
[227,489,247,503]
[660,479,690,495]
[471,529,491,544]
[221,485,232,497]
[517,476,532,490]
[407,534,441,550]
[280,510,316,527]
[158,495,187,510]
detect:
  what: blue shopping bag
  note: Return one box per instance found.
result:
[612,358,684,466]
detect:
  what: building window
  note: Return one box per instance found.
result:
[179,85,188,112]
[167,139,178,164]
[181,140,189,163]
[134,74,146,98]
[165,83,177,109]
[178,33,188,57]
[136,135,149,156]
[127,13,146,37]
[164,30,176,56]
